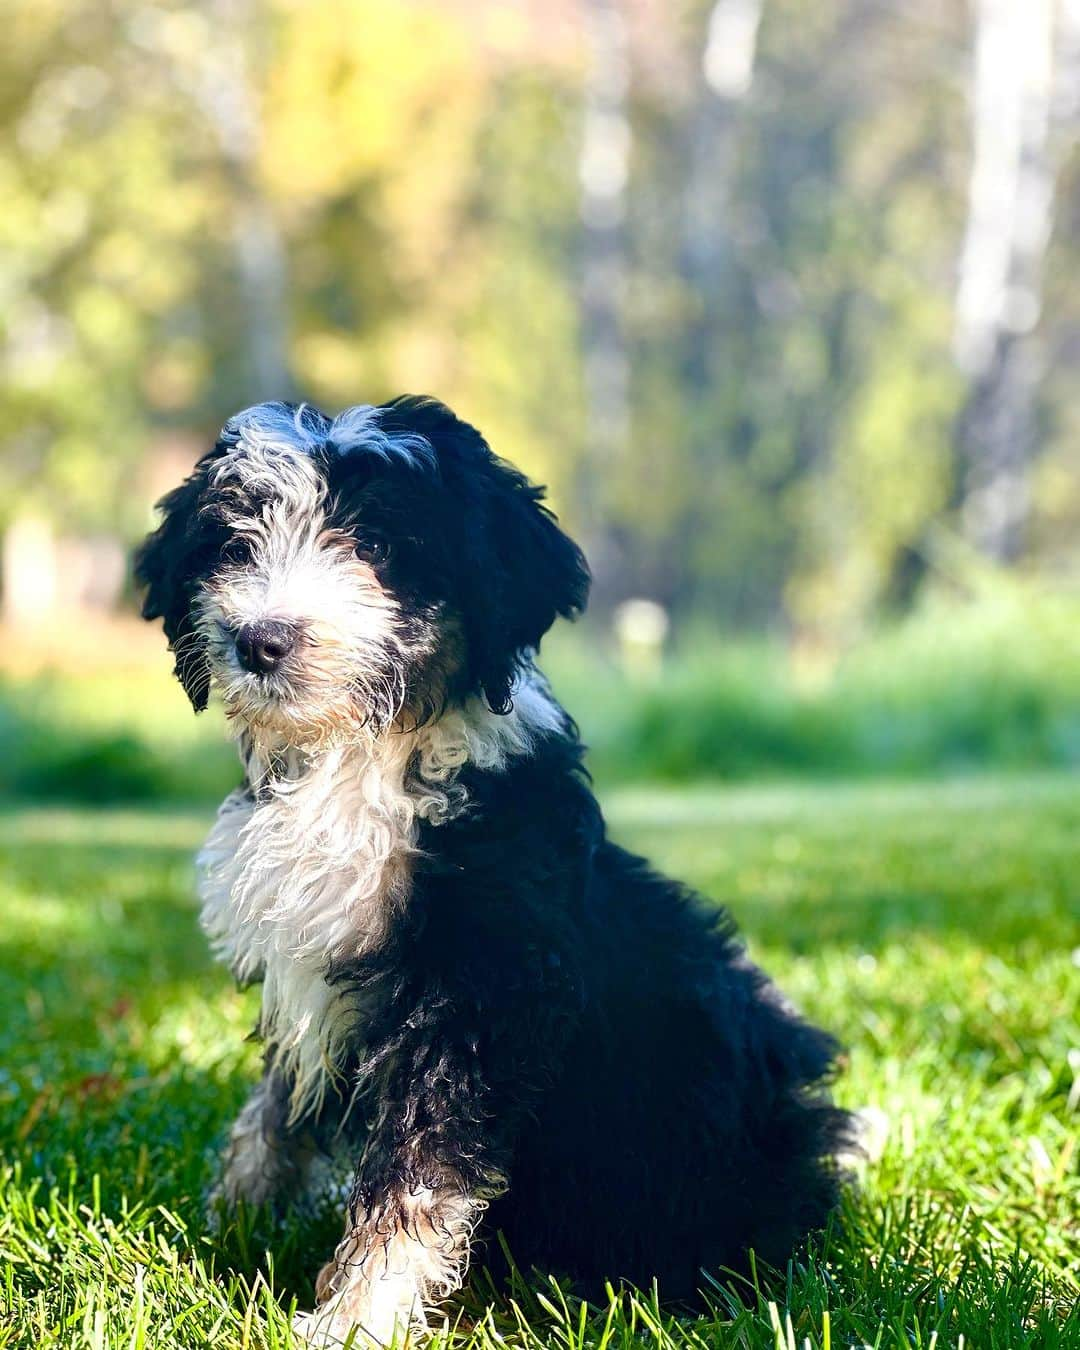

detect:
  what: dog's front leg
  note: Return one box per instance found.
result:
[294,1031,509,1347]
[296,1178,483,1347]
[211,1070,321,1217]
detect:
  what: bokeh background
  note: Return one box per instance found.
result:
[2,0,1080,796]
[3,7,1080,1343]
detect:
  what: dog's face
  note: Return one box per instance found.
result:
[135,398,589,743]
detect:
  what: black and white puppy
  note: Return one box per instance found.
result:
[136,397,852,1346]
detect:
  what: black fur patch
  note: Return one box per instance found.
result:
[136,395,853,1306]
[322,736,852,1297]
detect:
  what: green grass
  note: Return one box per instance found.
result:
[1,775,1078,1348]
[550,587,1080,784]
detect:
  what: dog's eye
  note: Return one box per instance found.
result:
[221,535,253,566]
[353,530,389,565]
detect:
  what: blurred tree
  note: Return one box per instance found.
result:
[578,0,631,589]
[0,0,1077,636]
[0,2,216,531]
[953,0,1072,564]
[787,0,967,630]
[188,0,291,398]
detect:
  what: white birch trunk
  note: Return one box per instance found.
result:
[679,0,763,429]
[683,0,764,292]
[954,0,1067,562]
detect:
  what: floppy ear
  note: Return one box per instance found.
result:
[133,454,225,711]
[378,397,590,714]
[468,463,591,713]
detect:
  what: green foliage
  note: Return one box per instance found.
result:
[6,590,1080,803]
[559,587,1080,783]
[3,1,1077,626]
[1,777,1076,1345]
[0,671,236,804]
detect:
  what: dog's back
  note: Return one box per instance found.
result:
[324,727,852,1299]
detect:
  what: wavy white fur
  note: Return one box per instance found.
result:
[198,678,562,1124]
[298,1185,484,1347]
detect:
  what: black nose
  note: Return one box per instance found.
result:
[234,620,296,674]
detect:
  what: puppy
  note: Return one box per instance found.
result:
[136,397,851,1345]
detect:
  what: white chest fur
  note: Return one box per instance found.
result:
[198,737,421,1120]
[196,681,563,1122]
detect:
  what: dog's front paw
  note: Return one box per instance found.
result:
[293,1271,427,1347]
[213,1156,283,1213]
[292,1306,355,1347]
[210,1079,318,1224]
[292,1302,416,1348]
[204,1161,278,1231]
[203,1179,230,1234]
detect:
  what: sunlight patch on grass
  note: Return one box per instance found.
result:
[0,775,1077,1347]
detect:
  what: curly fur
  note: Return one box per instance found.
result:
[136,395,853,1346]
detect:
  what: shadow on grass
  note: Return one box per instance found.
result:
[3,784,1077,985]
[1,790,1078,1342]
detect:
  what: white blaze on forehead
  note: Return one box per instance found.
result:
[211,403,329,516]
[215,399,437,482]
[204,401,407,637]
[203,399,438,632]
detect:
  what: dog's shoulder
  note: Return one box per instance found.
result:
[390,723,598,990]
[417,722,601,877]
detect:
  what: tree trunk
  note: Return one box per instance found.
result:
[682,0,764,357]
[194,0,292,399]
[953,0,1063,563]
[675,0,764,608]
[578,0,631,595]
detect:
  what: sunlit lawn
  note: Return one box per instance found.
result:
[1,774,1078,1348]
